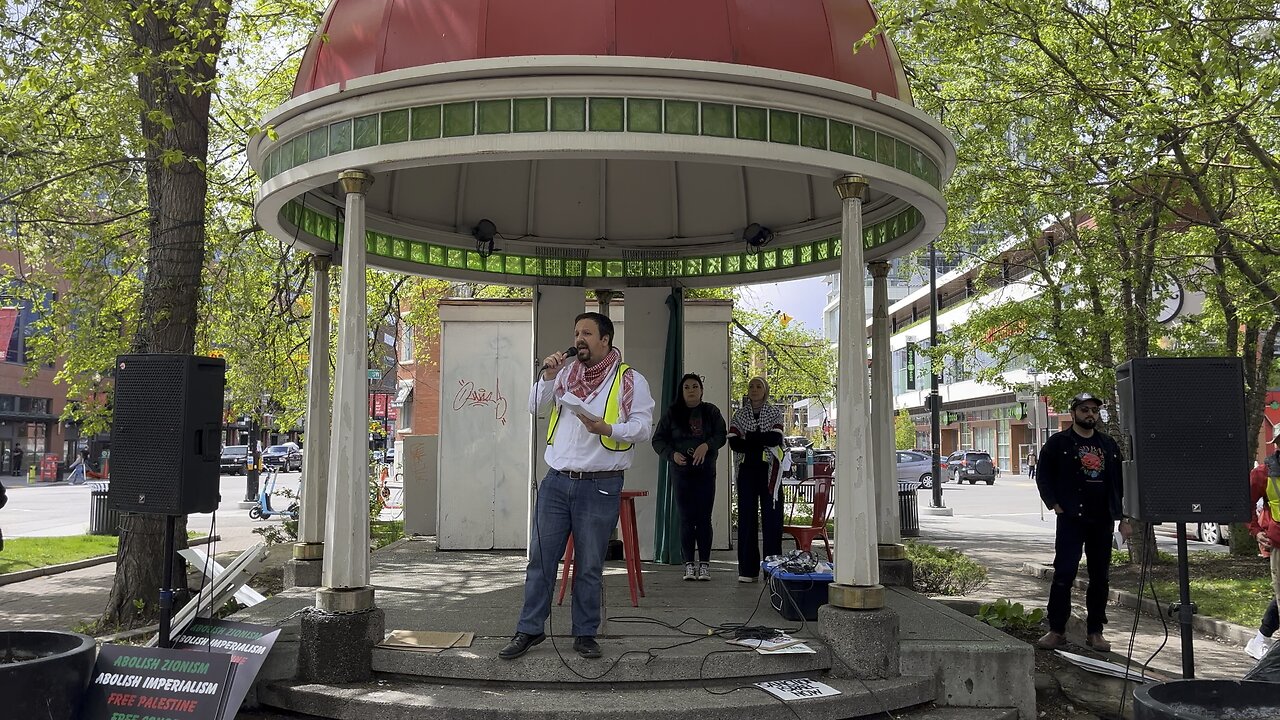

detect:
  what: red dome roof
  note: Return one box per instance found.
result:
[292,0,909,99]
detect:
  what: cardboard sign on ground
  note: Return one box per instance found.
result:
[82,644,233,720]
[754,677,842,701]
[379,630,475,653]
[172,618,281,720]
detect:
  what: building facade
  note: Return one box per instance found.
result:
[0,250,69,477]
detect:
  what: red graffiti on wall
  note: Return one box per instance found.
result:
[453,377,508,425]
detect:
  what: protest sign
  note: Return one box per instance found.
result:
[82,644,232,720]
[172,618,280,720]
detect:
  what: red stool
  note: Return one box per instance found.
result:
[557,489,647,607]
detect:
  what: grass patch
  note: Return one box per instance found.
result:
[371,520,405,550]
[0,532,208,575]
[0,535,119,574]
[905,540,989,596]
[1102,549,1272,628]
[1149,577,1272,629]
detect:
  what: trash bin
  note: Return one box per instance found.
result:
[88,482,120,536]
[898,481,920,538]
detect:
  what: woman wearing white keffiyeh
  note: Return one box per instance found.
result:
[728,377,785,582]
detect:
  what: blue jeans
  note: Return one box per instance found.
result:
[516,469,623,637]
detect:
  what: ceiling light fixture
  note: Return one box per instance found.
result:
[742,223,774,253]
[472,218,498,258]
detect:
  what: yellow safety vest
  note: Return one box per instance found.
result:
[547,363,633,452]
[1268,476,1280,523]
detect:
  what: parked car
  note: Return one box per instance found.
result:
[1192,522,1231,545]
[947,450,997,485]
[262,442,303,472]
[783,435,813,467]
[895,450,933,488]
[218,445,248,474]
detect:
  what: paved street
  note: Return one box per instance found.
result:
[1,471,302,549]
[0,471,301,632]
[922,473,1228,554]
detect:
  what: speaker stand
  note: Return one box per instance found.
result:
[159,514,177,648]
[1172,523,1196,678]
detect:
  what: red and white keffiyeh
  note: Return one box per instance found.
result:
[554,347,634,418]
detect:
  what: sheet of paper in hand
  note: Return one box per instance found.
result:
[559,394,602,423]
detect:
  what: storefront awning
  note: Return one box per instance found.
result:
[392,378,413,407]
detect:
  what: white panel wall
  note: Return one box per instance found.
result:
[437,303,533,549]
[609,288,669,562]
[532,287,588,493]
[682,301,734,549]
[401,435,437,536]
[432,296,732,557]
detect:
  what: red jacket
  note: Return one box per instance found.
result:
[1248,457,1280,545]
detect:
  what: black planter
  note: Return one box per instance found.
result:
[1133,679,1280,720]
[0,630,97,720]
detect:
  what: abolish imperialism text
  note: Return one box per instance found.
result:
[95,673,220,695]
[172,634,269,655]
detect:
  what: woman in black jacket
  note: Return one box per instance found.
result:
[652,373,727,581]
[728,377,785,582]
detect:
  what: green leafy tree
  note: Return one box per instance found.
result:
[895,409,916,450]
[875,0,1280,555]
[730,308,836,414]
[0,0,328,626]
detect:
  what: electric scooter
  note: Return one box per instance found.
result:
[248,468,299,520]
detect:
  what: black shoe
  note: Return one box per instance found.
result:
[498,632,545,659]
[573,636,602,659]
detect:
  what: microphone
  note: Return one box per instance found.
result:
[541,346,580,372]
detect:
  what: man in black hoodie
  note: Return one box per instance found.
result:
[1035,392,1131,652]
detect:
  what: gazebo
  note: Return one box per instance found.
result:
[248,0,955,686]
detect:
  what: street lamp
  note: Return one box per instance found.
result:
[928,241,944,509]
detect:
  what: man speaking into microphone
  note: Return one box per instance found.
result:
[499,311,654,660]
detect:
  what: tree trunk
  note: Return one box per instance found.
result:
[1127,521,1160,566]
[101,0,228,629]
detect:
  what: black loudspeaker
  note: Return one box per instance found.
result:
[108,354,226,515]
[1117,357,1251,523]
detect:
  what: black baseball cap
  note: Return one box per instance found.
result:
[1069,392,1103,410]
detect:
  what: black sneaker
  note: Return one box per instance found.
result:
[498,632,545,659]
[573,635,602,659]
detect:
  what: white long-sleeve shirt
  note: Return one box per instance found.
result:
[529,365,655,473]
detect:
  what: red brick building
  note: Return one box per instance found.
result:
[0,249,70,477]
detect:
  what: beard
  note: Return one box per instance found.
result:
[1075,415,1097,429]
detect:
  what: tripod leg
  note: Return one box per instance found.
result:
[159,514,176,648]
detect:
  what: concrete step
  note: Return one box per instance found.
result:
[372,635,832,683]
[888,587,1036,720]
[258,673,938,720]
[897,706,1019,720]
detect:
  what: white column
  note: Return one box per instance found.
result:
[869,261,901,546]
[322,169,374,602]
[295,255,332,558]
[829,174,882,609]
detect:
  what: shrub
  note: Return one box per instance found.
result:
[977,599,1045,632]
[906,541,989,596]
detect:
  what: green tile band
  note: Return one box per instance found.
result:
[264,96,943,190]
[279,200,921,283]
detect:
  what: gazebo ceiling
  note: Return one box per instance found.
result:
[249,1,955,287]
